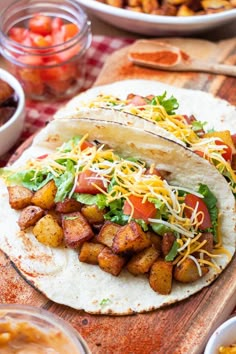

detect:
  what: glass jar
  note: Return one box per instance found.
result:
[0,0,91,101]
[0,304,91,353]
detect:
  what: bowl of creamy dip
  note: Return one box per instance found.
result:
[0,304,90,354]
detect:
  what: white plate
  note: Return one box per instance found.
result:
[76,0,236,36]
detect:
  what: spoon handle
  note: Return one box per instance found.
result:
[190,60,236,77]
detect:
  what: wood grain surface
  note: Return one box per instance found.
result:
[1,36,236,354]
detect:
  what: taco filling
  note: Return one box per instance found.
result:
[1,134,231,296]
[72,92,236,197]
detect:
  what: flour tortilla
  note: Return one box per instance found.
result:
[55,79,236,135]
[0,118,235,315]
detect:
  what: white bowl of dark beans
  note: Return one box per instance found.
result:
[0,68,25,155]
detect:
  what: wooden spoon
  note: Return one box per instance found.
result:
[128,40,236,77]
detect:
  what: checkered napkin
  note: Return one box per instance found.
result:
[0,35,134,166]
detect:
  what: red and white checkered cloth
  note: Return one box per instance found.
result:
[0,35,134,166]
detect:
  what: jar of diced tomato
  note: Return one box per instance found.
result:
[0,0,91,101]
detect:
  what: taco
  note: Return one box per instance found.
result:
[55,79,236,198]
[0,118,235,315]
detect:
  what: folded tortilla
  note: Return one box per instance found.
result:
[0,118,235,315]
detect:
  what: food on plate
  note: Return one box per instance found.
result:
[219,345,236,353]
[55,82,236,198]
[6,14,82,98]
[0,118,235,314]
[0,78,18,127]
[97,0,235,16]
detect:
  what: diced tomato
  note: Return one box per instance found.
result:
[80,140,94,151]
[56,43,81,62]
[184,194,212,230]
[30,33,52,47]
[231,133,236,148]
[145,167,163,179]
[18,55,43,66]
[75,170,107,195]
[52,17,63,33]
[123,195,156,222]
[29,14,52,36]
[127,95,147,106]
[215,140,232,162]
[194,150,205,158]
[52,29,64,45]
[62,23,79,40]
[37,154,48,159]
[8,27,28,43]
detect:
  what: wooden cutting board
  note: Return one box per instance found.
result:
[1,37,236,354]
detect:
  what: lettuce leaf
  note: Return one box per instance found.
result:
[151,91,179,115]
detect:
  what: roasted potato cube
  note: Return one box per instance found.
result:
[195,232,214,261]
[31,180,57,210]
[8,185,33,210]
[33,214,64,247]
[161,232,176,256]
[96,221,121,248]
[149,259,173,295]
[148,231,162,252]
[98,247,126,276]
[177,4,195,15]
[55,198,82,213]
[18,206,44,230]
[142,0,159,13]
[79,242,105,264]
[127,245,160,275]
[81,204,105,225]
[46,209,62,226]
[202,0,232,12]
[112,221,151,255]
[62,212,94,248]
[174,258,209,283]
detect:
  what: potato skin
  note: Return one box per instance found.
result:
[62,212,94,249]
[96,221,121,248]
[149,259,173,295]
[79,242,105,264]
[98,247,126,276]
[127,245,160,275]
[161,232,176,256]
[55,198,82,213]
[31,180,57,210]
[8,186,33,210]
[81,204,105,225]
[173,258,209,283]
[112,221,151,255]
[33,214,64,247]
[18,206,45,230]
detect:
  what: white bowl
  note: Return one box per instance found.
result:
[204,316,236,354]
[0,68,25,155]
[76,0,236,36]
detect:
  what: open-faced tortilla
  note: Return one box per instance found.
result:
[55,79,236,198]
[0,118,235,315]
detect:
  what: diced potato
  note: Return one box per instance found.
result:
[167,0,186,5]
[149,259,173,295]
[112,221,151,255]
[177,4,195,15]
[18,206,44,230]
[148,231,162,252]
[106,0,123,7]
[142,0,159,13]
[79,242,105,264]
[98,247,126,276]
[161,232,176,256]
[46,209,62,226]
[127,245,160,275]
[62,212,94,248]
[195,232,214,260]
[202,0,232,12]
[33,214,64,247]
[55,198,82,213]
[7,185,33,210]
[31,180,57,210]
[96,221,121,248]
[81,204,105,225]
[203,130,236,153]
[173,258,209,283]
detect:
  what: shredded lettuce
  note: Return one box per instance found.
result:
[54,160,75,202]
[165,240,179,261]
